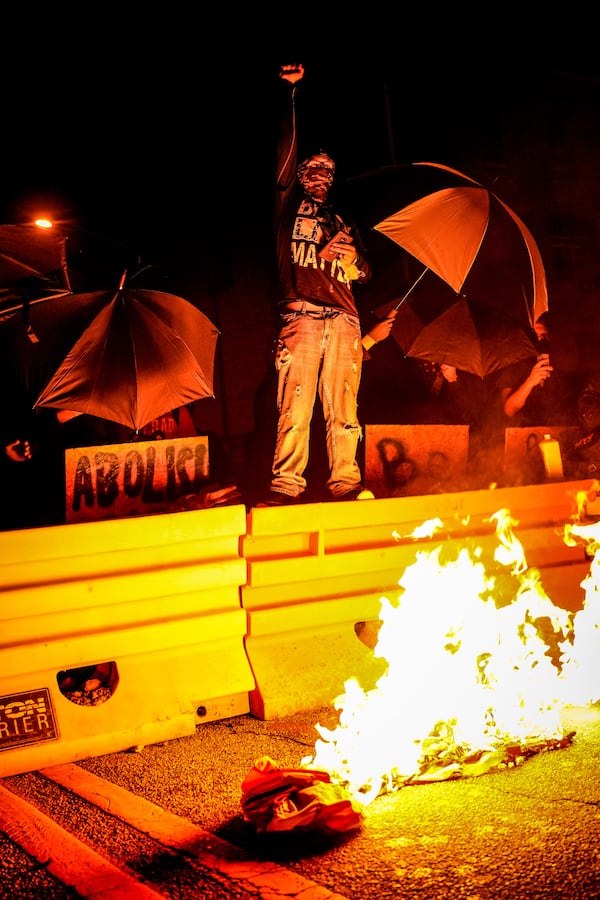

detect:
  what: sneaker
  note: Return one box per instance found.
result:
[335,487,375,501]
[255,490,301,508]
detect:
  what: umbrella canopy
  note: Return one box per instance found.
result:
[337,162,548,331]
[0,289,111,403]
[0,224,71,314]
[379,293,537,378]
[34,277,219,431]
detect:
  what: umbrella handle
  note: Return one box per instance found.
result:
[394,268,429,310]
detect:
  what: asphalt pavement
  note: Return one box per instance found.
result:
[1,703,599,899]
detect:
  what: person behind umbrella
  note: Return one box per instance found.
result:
[578,366,600,435]
[0,375,63,530]
[410,360,489,427]
[565,362,600,479]
[496,314,580,426]
[55,406,242,509]
[384,357,501,490]
[257,63,372,506]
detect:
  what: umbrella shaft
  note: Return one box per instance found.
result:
[394,268,429,309]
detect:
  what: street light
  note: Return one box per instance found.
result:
[28,213,146,294]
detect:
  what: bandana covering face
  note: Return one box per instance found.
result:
[297,153,335,202]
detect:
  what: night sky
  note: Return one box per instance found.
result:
[4,32,598,269]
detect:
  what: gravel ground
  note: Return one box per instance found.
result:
[1,704,599,899]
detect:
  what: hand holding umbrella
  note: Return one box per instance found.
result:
[377,292,537,379]
[363,308,398,352]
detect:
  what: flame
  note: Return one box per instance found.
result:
[303,508,600,806]
[410,517,444,539]
[558,518,600,706]
[573,479,600,521]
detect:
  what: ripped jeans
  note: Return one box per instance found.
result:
[270,307,364,499]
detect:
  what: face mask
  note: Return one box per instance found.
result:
[297,154,335,201]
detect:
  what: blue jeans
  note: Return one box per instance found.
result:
[270,307,364,499]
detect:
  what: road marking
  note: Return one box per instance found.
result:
[0,782,163,898]
[39,763,350,898]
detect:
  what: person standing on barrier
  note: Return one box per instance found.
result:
[257,63,372,507]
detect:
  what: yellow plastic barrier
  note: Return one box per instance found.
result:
[1,480,597,773]
[0,505,252,777]
[242,481,596,719]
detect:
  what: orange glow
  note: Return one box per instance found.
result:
[560,518,600,706]
[574,480,600,520]
[409,517,444,539]
[34,218,54,229]
[303,508,600,806]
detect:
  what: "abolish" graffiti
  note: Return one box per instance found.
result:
[65,436,210,522]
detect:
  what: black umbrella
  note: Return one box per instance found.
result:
[0,287,112,403]
[378,293,537,378]
[338,162,549,332]
[33,273,219,431]
[0,224,71,316]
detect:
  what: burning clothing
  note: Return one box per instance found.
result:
[241,755,362,835]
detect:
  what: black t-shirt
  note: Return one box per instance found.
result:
[497,358,580,426]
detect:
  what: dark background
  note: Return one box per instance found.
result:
[5,46,598,250]
[2,25,599,494]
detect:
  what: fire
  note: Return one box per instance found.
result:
[559,518,600,707]
[303,508,600,807]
